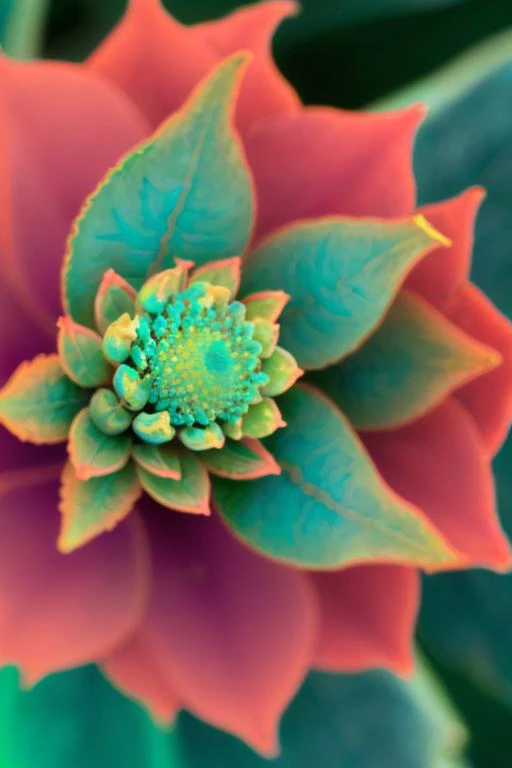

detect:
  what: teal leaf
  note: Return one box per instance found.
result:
[94,269,137,335]
[0,354,89,444]
[57,317,111,388]
[215,384,456,569]
[64,54,254,327]
[177,664,467,768]
[0,665,183,768]
[68,408,132,480]
[312,291,499,430]
[241,216,449,370]
[58,461,141,552]
[136,451,210,515]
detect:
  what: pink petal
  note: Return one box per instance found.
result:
[0,55,149,325]
[363,399,511,571]
[193,2,300,132]
[311,565,419,676]
[406,188,484,310]
[245,106,422,240]
[101,635,180,723]
[445,283,512,456]
[0,472,149,682]
[88,0,216,129]
[141,507,317,756]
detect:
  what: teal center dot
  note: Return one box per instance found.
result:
[130,284,267,427]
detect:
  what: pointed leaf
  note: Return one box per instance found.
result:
[94,269,137,335]
[242,290,290,323]
[215,384,457,569]
[136,452,210,515]
[0,355,89,444]
[132,442,181,480]
[64,54,255,326]
[190,257,242,299]
[242,398,285,438]
[241,215,450,370]
[68,408,132,480]
[89,388,133,436]
[261,347,303,397]
[201,438,281,480]
[57,317,111,388]
[58,461,142,552]
[313,291,501,430]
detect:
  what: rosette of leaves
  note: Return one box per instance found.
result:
[0,24,510,753]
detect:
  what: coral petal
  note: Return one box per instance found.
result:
[364,398,511,571]
[245,106,422,240]
[141,507,317,755]
[0,474,149,680]
[0,56,149,330]
[101,635,180,724]
[445,283,512,456]
[88,0,216,128]
[193,1,300,131]
[406,188,484,309]
[311,565,419,676]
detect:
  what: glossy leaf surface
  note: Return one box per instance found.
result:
[68,408,132,480]
[64,54,254,326]
[312,291,499,430]
[216,384,456,569]
[242,216,449,369]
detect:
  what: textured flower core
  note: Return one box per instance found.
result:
[131,282,268,426]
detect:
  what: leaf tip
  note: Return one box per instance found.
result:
[414,214,452,248]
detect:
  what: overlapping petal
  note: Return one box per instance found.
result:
[311,565,419,675]
[141,506,318,755]
[0,471,149,682]
[245,105,421,239]
[0,55,149,329]
[364,399,511,571]
[101,635,180,723]
[89,0,297,132]
[445,284,512,456]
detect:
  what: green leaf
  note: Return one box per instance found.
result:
[312,291,500,430]
[64,54,254,327]
[57,317,111,388]
[177,664,467,768]
[136,451,210,515]
[132,442,181,480]
[0,354,89,444]
[241,216,449,370]
[68,408,132,480]
[215,384,456,569]
[94,269,137,335]
[58,461,142,552]
[0,665,183,768]
[201,438,280,480]
[189,257,241,300]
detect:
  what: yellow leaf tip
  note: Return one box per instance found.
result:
[414,214,452,248]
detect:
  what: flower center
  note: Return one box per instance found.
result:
[130,283,267,427]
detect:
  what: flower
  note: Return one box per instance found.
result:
[0,0,511,757]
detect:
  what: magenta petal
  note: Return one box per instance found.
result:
[0,474,149,682]
[0,56,149,325]
[245,106,422,240]
[101,635,180,723]
[311,565,418,675]
[364,399,511,571]
[193,2,299,132]
[141,507,317,755]
[445,283,512,456]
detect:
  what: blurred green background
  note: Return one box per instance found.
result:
[1,1,512,766]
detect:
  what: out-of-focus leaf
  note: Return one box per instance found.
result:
[0,665,183,768]
[177,664,467,767]
[2,0,50,57]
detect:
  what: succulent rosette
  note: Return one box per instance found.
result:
[1,0,512,756]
